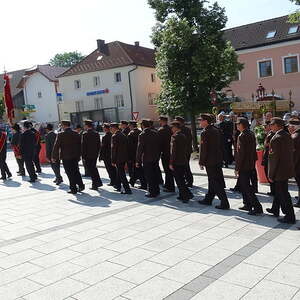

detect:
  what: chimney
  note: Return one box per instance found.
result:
[97,39,106,52]
[134,41,140,47]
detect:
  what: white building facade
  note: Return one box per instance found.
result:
[58,40,161,124]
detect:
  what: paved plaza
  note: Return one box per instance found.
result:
[0,152,299,300]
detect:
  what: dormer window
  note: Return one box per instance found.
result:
[288,26,299,34]
[266,30,276,39]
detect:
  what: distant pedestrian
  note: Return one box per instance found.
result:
[0,127,12,180]
[11,123,25,176]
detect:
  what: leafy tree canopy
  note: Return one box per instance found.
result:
[49,51,85,68]
[149,0,243,116]
[289,0,300,23]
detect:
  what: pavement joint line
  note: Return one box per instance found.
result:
[0,193,177,249]
[164,213,300,300]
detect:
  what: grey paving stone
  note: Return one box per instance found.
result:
[201,263,233,279]
[235,246,258,257]
[164,288,196,300]
[184,276,215,293]
[247,238,270,249]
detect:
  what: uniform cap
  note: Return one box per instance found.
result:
[175,116,185,123]
[236,117,249,127]
[129,120,137,126]
[289,118,300,126]
[46,123,53,130]
[270,117,285,127]
[23,121,32,129]
[170,121,181,128]
[84,120,93,126]
[159,116,168,122]
[110,123,119,129]
[198,114,213,124]
[120,120,128,125]
[61,120,71,127]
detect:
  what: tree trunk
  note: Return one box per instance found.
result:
[190,112,198,152]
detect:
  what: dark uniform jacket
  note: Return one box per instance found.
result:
[82,129,101,160]
[218,120,234,141]
[235,129,257,172]
[31,128,41,150]
[20,130,36,160]
[100,132,112,161]
[262,131,275,166]
[122,127,130,136]
[0,132,7,159]
[128,128,141,162]
[181,125,193,154]
[199,125,223,167]
[52,128,81,161]
[158,125,172,158]
[11,131,21,148]
[136,128,160,164]
[45,131,57,160]
[111,130,128,164]
[268,129,295,181]
[170,131,187,166]
[292,128,300,176]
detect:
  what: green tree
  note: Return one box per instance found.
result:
[148,0,243,150]
[289,0,300,23]
[0,93,6,120]
[49,51,85,68]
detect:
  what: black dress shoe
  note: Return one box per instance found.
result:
[266,208,279,217]
[28,179,36,183]
[163,189,175,193]
[67,190,77,194]
[90,187,98,191]
[267,192,274,196]
[78,185,85,192]
[121,190,132,195]
[138,186,147,190]
[114,188,121,192]
[248,209,263,216]
[107,183,114,186]
[53,179,57,183]
[187,184,193,188]
[198,199,212,205]
[129,180,135,187]
[0,177,6,180]
[7,173,12,178]
[17,172,25,176]
[145,193,158,198]
[215,205,230,210]
[277,217,296,224]
[56,179,63,185]
[294,202,300,208]
[230,188,241,193]
[239,205,251,211]
[97,183,103,188]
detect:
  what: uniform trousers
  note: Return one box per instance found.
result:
[205,164,229,207]
[239,170,262,211]
[85,158,102,188]
[115,163,131,192]
[271,180,295,222]
[103,159,117,186]
[82,159,90,177]
[33,148,41,173]
[16,158,25,174]
[143,161,160,196]
[62,159,83,192]
[161,154,175,191]
[50,161,62,181]
[264,163,275,195]
[155,163,164,185]
[184,153,193,186]
[234,169,257,192]
[173,165,192,200]
[24,158,37,181]
[0,157,11,178]
[128,161,147,188]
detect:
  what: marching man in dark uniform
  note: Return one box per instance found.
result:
[11,123,25,176]
[110,123,132,194]
[20,121,37,183]
[52,120,84,194]
[198,114,230,209]
[82,120,103,190]
[127,121,147,189]
[120,120,130,136]
[100,124,117,187]
[158,116,175,192]
[289,118,300,208]
[0,127,12,180]
[75,124,89,177]
[267,117,296,224]
[45,124,63,185]
[31,123,42,174]
[136,119,161,198]
[169,121,193,203]
[175,116,193,187]
[235,118,263,215]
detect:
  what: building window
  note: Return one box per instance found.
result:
[37,92,42,98]
[266,31,276,39]
[258,60,273,78]
[288,26,299,34]
[284,56,299,74]
[94,97,103,110]
[148,93,157,105]
[93,76,100,87]
[151,73,156,83]
[233,71,241,81]
[74,80,81,89]
[75,101,84,112]
[114,95,125,108]
[114,72,122,83]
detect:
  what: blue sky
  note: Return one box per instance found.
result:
[1,0,298,71]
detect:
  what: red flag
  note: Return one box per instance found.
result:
[3,73,14,123]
